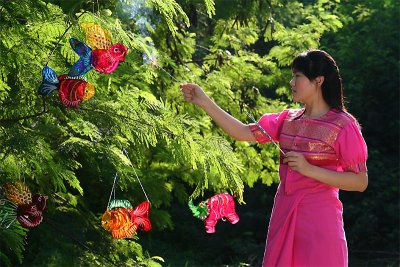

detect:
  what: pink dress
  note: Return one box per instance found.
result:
[249,108,368,267]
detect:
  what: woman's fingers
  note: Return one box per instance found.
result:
[283,155,298,169]
[285,151,297,157]
[283,152,293,163]
[282,151,310,175]
[180,83,197,90]
[282,151,300,164]
[179,83,207,106]
[181,88,193,95]
[180,83,199,103]
[184,94,193,101]
[181,87,194,102]
[180,84,191,100]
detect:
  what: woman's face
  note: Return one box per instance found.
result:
[289,71,318,104]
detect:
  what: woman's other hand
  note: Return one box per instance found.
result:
[283,151,313,176]
[283,151,368,191]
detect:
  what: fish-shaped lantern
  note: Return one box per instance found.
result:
[101,200,151,239]
[68,22,128,77]
[38,66,95,108]
[1,182,48,228]
[2,181,32,205]
[16,193,48,228]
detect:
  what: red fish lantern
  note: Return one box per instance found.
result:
[57,74,95,108]
[38,66,95,108]
[16,194,48,228]
[102,200,151,239]
[1,182,48,228]
[189,193,239,233]
[68,22,128,77]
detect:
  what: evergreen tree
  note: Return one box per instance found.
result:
[0,0,242,265]
[2,0,394,266]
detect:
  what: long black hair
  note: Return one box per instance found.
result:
[291,49,346,112]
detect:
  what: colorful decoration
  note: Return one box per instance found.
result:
[108,199,133,209]
[2,182,32,205]
[68,22,128,77]
[38,66,95,108]
[102,150,152,239]
[16,193,48,228]
[0,182,48,229]
[189,193,239,233]
[188,199,209,220]
[101,200,151,239]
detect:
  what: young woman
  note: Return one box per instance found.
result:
[180,49,368,266]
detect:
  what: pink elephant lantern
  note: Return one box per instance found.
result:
[188,193,239,233]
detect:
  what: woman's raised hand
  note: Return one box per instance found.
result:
[179,83,256,141]
[180,83,209,107]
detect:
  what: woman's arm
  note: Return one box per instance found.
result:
[180,83,255,142]
[283,151,368,192]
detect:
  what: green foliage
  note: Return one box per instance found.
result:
[0,223,28,266]
[203,0,216,17]
[321,0,399,264]
[151,0,190,34]
[1,0,396,265]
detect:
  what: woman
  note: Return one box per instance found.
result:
[180,49,368,266]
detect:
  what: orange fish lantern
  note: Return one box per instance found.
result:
[102,208,138,239]
[101,200,151,239]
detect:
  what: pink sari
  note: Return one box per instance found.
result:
[250,108,367,267]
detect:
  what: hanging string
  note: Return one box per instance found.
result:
[45,11,87,66]
[122,147,150,204]
[156,64,182,83]
[244,109,286,156]
[91,5,188,83]
[106,172,118,209]
[113,182,116,200]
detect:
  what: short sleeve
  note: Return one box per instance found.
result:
[335,121,368,173]
[248,109,289,144]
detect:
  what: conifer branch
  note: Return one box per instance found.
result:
[44,218,119,267]
[0,99,47,125]
[45,10,87,66]
[79,106,176,136]
[183,57,220,64]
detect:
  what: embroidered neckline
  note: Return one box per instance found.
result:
[300,108,333,120]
